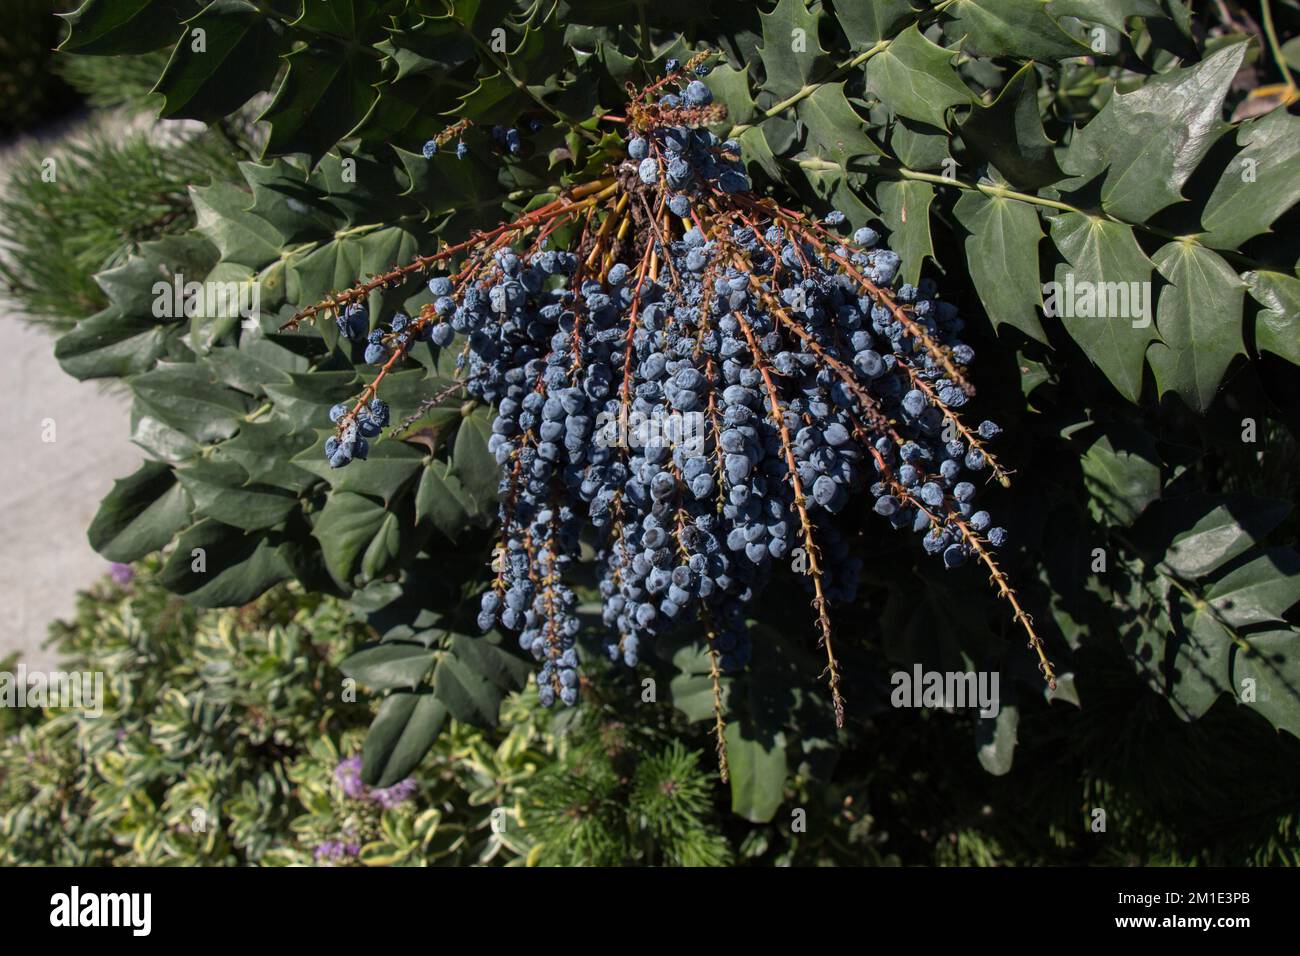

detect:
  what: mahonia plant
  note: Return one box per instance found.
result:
[289,57,1055,772]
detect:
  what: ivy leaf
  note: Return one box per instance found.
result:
[1245,270,1300,365]
[876,179,934,286]
[362,690,448,787]
[58,0,200,54]
[1146,240,1245,414]
[1200,108,1300,251]
[864,25,970,130]
[342,642,437,690]
[757,0,832,95]
[88,461,193,562]
[941,0,1089,60]
[832,0,917,46]
[153,0,285,120]
[1048,212,1156,403]
[725,720,787,823]
[1057,42,1247,222]
[959,63,1064,192]
[953,191,1047,343]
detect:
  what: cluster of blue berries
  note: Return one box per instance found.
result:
[316,78,1017,709]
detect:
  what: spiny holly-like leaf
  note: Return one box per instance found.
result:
[88,461,193,562]
[875,179,934,286]
[1232,629,1300,738]
[58,0,200,55]
[1146,240,1245,414]
[312,491,391,587]
[375,13,476,81]
[1080,429,1160,526]
[953,191,1047,343]
[1046,0,1162,34]
[1245,270,1300,365]
[941,0,1089,60]
[796,82,886,169]
[864,24,971,129]
[1048,212,1157,403]
[191,180,286,270]
[1143,494,1292,579]
[129,362,254,443]
[159,517,295,606]
[1199,107,1300,251]
[175,456,299,531]
[153,0,285,120]
[1204,549,1300,627]
[258,44,386,162]
[831,0,917,46]
[362,690,448,787]
[757,0,832,95]
[1058,42,1247,223]
[341,642,437,691]
[959,62,1064,192]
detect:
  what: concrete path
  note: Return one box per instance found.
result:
[0,117,143,670]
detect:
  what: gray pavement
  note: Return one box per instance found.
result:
[1,118,143,669]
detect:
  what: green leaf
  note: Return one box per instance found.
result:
[953,191,1047,343]
[875,179,934,286]
[1146,495,1292,579]
[129,362,253,443]
[191,181,286,270]
[87,461,192,562]
[361,509,403,580]
[362,690,448,787]
[1047,212,1156,403]
[757,0,832,96]
[159,518,294,606]
[1046,0,1162,34]
[1146,240,1245,413]
[153,0,285,120]
[725,720,787,823]
[1232,629,1300,738]
[295,433,425,505]
[1081,430,1160,526]
[175,457,299,531]
[1245,270,1300,365]
[1200,108,1300,250]
[864,25,970,130]
[1058,42,1247,222]
[669,641,730,723]
[55,308,174,381]
[975,703,1018,775]
[1204,549,1300,627]
[432,633,530,727]
[342,643,437,690]
[415,460,479,541]
[450,406,498,516]
[258,44,385,162]
[832,0,916,46]
[796,82,885,169]
[942,0,1089,59]
[59,0,200,55]
[959,63,1064,191]
[312,492,390,587]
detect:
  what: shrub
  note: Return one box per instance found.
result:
[30,0,1300,850]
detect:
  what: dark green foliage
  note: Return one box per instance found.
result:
[20,0,1300,857]
[0,0,81,136]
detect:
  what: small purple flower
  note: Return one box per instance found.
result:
[369,778,417,809]
[109,562,134,586]
[334,755,367,800]
[314,840,345,863]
